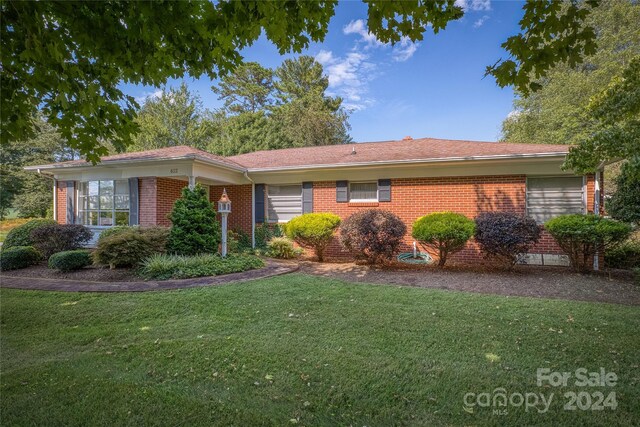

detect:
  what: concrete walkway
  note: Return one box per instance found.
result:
[0,260,298,292]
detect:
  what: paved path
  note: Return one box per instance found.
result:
[0,260,298,292]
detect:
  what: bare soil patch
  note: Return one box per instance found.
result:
[298,261,640,306]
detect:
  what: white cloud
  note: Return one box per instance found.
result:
[455,0,491,11]
[343,19,385,48]
[315,50,375,112]
[135,89,162,104]
[473,15,490,28]
[392,37,419,62]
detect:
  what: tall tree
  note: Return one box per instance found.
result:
[275,56,335,106]
[129,84,217,152]
[501,0,640,147]
[212,62,274,114]
[0,117,77,219]
[3,0,602,161]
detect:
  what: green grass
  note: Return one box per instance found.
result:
[1,274,638,426]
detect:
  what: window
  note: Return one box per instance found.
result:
[526,176,584,223]
[78,180,130,226]
[267,184,302,223]
[349,181,378,202]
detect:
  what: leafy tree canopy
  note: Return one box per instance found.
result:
[3,0,602,161]
[212,62,275,114]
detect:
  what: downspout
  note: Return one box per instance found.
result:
[37,169,56,221]
[243,171,256,248]
[593,162,606,271]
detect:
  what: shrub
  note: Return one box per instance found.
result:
[96,226,132,243]
[97,226,169,253]
[266,237,301,259]
[545,214,632,272]
[255,223,283,249]
[3,218,56,249]
[228,228,253,254]
[48,250,91,272]
[30,224,93,258]
[412,212,475,266]
[139,253,264,280]
[93,231,156,269]
[339,209,406,264]
[605,240,640,270]
[167,184,220,255]
[0,246,41,271]
[474,212,541,267]
[284,213,341,262]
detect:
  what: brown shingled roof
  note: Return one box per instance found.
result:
[227,137,570,170]
[27,145,245,170]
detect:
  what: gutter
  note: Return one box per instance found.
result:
[244,171,256,249]
[244,152,569,173]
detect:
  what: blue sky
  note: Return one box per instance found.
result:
[121,0,525,143]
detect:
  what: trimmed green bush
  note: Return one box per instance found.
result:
[138,253,264,280]
[228,228,253,254]
[284,213,341,262]
[167,184,220,255]
[0,246,41,271]
[96,226,132,243]
[3,218,56,249]
[605,240,640,270]
[266,237,301,259]
[48,250,91,272]
[412,212,475,266]
[93,231,156,269]
[255,223,283,249]
[545,214,632,272]
[30,224,93,258]
[339,209,407,264]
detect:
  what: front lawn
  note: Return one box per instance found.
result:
[1,274,638,426]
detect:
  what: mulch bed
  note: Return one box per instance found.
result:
[298,261,640,306]
[1,262,140,282]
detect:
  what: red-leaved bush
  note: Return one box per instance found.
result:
[474,212,541,267]
[340,209,406,264]
[29,224,93,258]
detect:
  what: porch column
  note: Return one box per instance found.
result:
[188,176,196,189]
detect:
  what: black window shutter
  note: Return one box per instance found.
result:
[378,179,391,202]
[255,184,265,223]
[66,181,75,224]
[128,178,139,226]
[302,182,313,213]
[336,181,348,202]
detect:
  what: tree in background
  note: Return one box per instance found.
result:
[212,62,274,114]
[129,84,217,152]
[0,117,76,219]
[607,161,640,225]
[501,0,639,147]
[4,0,602,161]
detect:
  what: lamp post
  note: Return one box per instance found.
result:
[218,189,231,257]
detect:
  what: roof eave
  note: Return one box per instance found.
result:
[245,152,569,173]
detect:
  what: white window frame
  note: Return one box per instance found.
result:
[266,184,303,223]
[525,175,586,224]
[349,181,379,202]
[76,180,130,228]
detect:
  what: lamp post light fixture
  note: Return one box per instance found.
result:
[218,189,231,257]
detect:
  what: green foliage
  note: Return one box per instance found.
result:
[29,224,93,258]
[266,237,301,259]
[255,224,284,249]
[138,253,264,280]
[605,240,640,270]
[3,218,56,250]
[167,184,220,256]
[339,209,407,264]
[0,246,41,271]
[212,62,274,114]
[545,214,632,272]
[501,0,640,148]
[284,213,341,262]
[565,56,640,173]
[96,226,134,243]
[48,250,91,272]
[608,160,640,225]
[129,84,218,152]
[487,0,599,95]
[412,212,475,267]
[228,229,253,254]
[93,232,154,269]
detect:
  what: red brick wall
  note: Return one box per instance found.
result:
[156,178,187,226]
[139,177,158,226]
[210,185,253,235]
[310,175,605,263]
[55,181,67,224]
